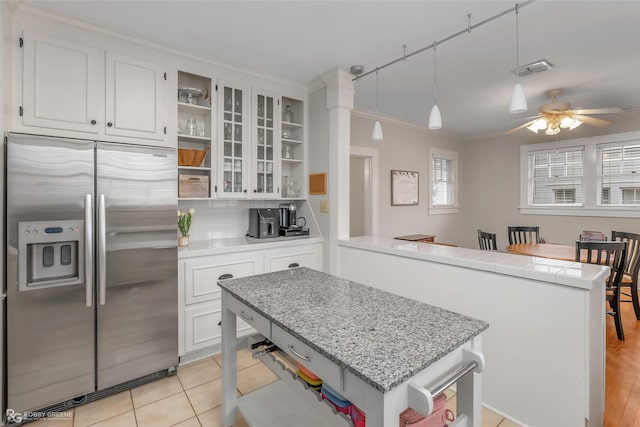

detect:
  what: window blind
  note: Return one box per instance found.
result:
[432,156,455,207]
[527,147,584,205]
[597,141,640,205]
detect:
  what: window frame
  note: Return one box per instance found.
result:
[429,147,458,215]
[519,130,640,218]
[527,146,585,207]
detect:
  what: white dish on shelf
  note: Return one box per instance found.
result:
[178,87,204,104]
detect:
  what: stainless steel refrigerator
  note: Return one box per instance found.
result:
[6,133,178,415]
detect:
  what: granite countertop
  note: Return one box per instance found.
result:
[339,236,610,290]
[218,267,489,393]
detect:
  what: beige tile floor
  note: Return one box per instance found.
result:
[30,348,519,427]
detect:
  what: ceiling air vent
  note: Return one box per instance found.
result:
[511,60,553,77]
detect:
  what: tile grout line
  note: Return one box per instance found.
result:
[81,390,134,427]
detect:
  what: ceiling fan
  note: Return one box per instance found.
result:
[506,89,623,135]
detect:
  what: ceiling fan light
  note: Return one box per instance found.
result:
[559,116,572,129]
[372,120,384,141]
[569,119,583,130]
[428,104,442,130]
[545,126,560,136]
[527,118,547,133]
[509,83,527,114]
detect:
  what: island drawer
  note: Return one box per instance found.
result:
[226,295,271,339]
[272,323,342,390]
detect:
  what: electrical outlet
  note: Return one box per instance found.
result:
[320,200,329,213]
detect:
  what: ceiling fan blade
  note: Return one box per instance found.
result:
[572,114,613,127]
[566,107,623,115]
[505,120,536,135]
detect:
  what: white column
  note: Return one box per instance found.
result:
[320,68,354,275]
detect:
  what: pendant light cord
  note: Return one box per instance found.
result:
[433,42,437,103]
[353,0,535,82]
[515,3,520,84]
[376,69,380,112]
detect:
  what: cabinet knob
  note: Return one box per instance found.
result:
[107,122,113,127]
[243,189,247,193]
[90,120,97,125]
[253,189,257,193]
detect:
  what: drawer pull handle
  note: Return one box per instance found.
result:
[288,263,300,269]
[239,310,254,322]
[288,345,310,361]
[218,273,234,280]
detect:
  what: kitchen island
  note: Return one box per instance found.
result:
[218,267,488,427]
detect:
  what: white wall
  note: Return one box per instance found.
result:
[307,86,330,271]
[350,112,465,244]
[459,113,640,250]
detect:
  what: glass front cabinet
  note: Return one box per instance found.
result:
[251,89,280,199]
[217,81,249,199]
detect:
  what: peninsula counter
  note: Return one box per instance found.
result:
[338,236,609,427]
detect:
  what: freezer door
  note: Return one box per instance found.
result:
[6,134,95,413]
[96,143,178,389]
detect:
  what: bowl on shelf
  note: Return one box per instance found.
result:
[178,147,209,167]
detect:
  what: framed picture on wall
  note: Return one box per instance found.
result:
[391,170,419,206]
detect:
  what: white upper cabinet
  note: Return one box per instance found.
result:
[18,31,167,146]
[21,31,101,133]
[105,52,165,141]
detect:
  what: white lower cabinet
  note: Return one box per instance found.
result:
[264,244,322,272]
[181,250,264,356]
[179,242,322,357]
[184,301,221,354]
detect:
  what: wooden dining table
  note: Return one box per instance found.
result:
[506,243,577,261]
[506,243,631,284]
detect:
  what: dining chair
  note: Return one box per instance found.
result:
[508,226,541,245]
[611,231,640,320]
[576,240,627,341]
[478,229,498,251]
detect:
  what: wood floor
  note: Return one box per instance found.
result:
[605,299,640,426]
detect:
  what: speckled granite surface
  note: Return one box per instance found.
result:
[218,267,488,393]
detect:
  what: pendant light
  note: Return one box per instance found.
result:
[509,3,527,114]
[372,69,384,141]
[428,41,442,130]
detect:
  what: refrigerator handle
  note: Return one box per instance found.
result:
[85,194,93,307]
[98,194,107,306]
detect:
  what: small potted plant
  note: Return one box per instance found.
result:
[178,208,194,247]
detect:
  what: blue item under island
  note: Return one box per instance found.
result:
[218,267,489,427]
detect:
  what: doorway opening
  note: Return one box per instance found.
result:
[350,146,378,237]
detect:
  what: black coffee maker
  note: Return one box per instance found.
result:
[279,202,296,229]
[279,203,309,236]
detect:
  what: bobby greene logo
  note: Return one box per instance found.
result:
[6,409,73,423]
